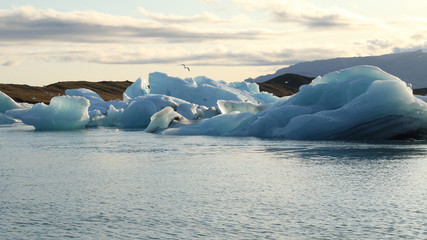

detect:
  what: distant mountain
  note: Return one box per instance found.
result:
[247,50,427,88]
[257,74,314,97]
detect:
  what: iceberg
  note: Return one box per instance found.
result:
[66,73,274,129]
[119,94,221,129]
[6,96,90,130]
[0,91,20,113]
[90,105,124,127]
[144,106,185,133]
[0,113,18,124]
[159,66,427,140]
[123,77,150,104]
[121,94,186,128]
[217,100,272,114]
[161,111,255,136]
[149,72,277,107]
[4,66,427,140]
[65,88,126,115]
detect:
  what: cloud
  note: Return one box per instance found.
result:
[366,39,393,51]
[0,6,273,45]
[138,7,225,24]
[1,60,20,66]
[231,0,374,29]
[26,42,350,68]
[0,4,424,73]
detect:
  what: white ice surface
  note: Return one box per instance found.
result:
[145,106,185,133]
[65,88,126,114]
[123,77,150,104]
[149,72,277,107]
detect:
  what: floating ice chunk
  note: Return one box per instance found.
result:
[6,96,90,130]
[86,109,103,127]
[310,65,400,86]
[123,77,150,104]
[0,91,20,113]
[194,76,224,87]
[121,94,182,128]
[120,93,220,128]
[65,88,126,114]
[276,79,424,139]
[229,81,278,103]
[160,111,255,136]
[65,88,102,99]
[195,106,219,119]
[121,99,156,128]
[228,81,260,94]
[145,107,185,133]
[176,103,198,120]
[149,72,277,107]
[90,105,124,127]
[217,100,272,114]
[160,66,427,140]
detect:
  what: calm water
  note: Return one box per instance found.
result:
[0,124,426,239]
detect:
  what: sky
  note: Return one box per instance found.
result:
[1,0,427,86]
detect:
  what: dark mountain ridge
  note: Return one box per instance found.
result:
[247,50,427,89]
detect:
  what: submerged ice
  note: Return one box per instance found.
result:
[3,66,427,140]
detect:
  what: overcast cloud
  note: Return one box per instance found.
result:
[0,2,426,70]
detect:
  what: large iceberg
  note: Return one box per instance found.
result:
[6,96,90,130]
[159,66,427,140]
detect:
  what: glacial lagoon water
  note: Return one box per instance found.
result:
[1,124,426,239]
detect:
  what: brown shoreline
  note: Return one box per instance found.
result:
[0,81,133,104]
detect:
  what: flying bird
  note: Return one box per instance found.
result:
[182,64,190,72]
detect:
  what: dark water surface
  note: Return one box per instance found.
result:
[1,125,426,239]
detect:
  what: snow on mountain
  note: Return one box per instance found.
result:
[246,50,427,88]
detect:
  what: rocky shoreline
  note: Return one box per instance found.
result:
[0,81,133,104]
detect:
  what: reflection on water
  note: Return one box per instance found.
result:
[263,140,427,160]
[0,125,426,239]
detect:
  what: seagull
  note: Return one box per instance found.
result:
[182,64,190,72]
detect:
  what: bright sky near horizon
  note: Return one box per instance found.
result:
[1,0,427,85]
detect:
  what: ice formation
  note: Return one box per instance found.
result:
[123,77,150,104]
[217,100,272,114]
[0,91,20,113]
[149,72,277,107]
[6,96,90,130]
[3,66,427,139]
[144,106,185,133]
[0,113,18,124]
[160,66,427,140]
[65,88,126,115]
